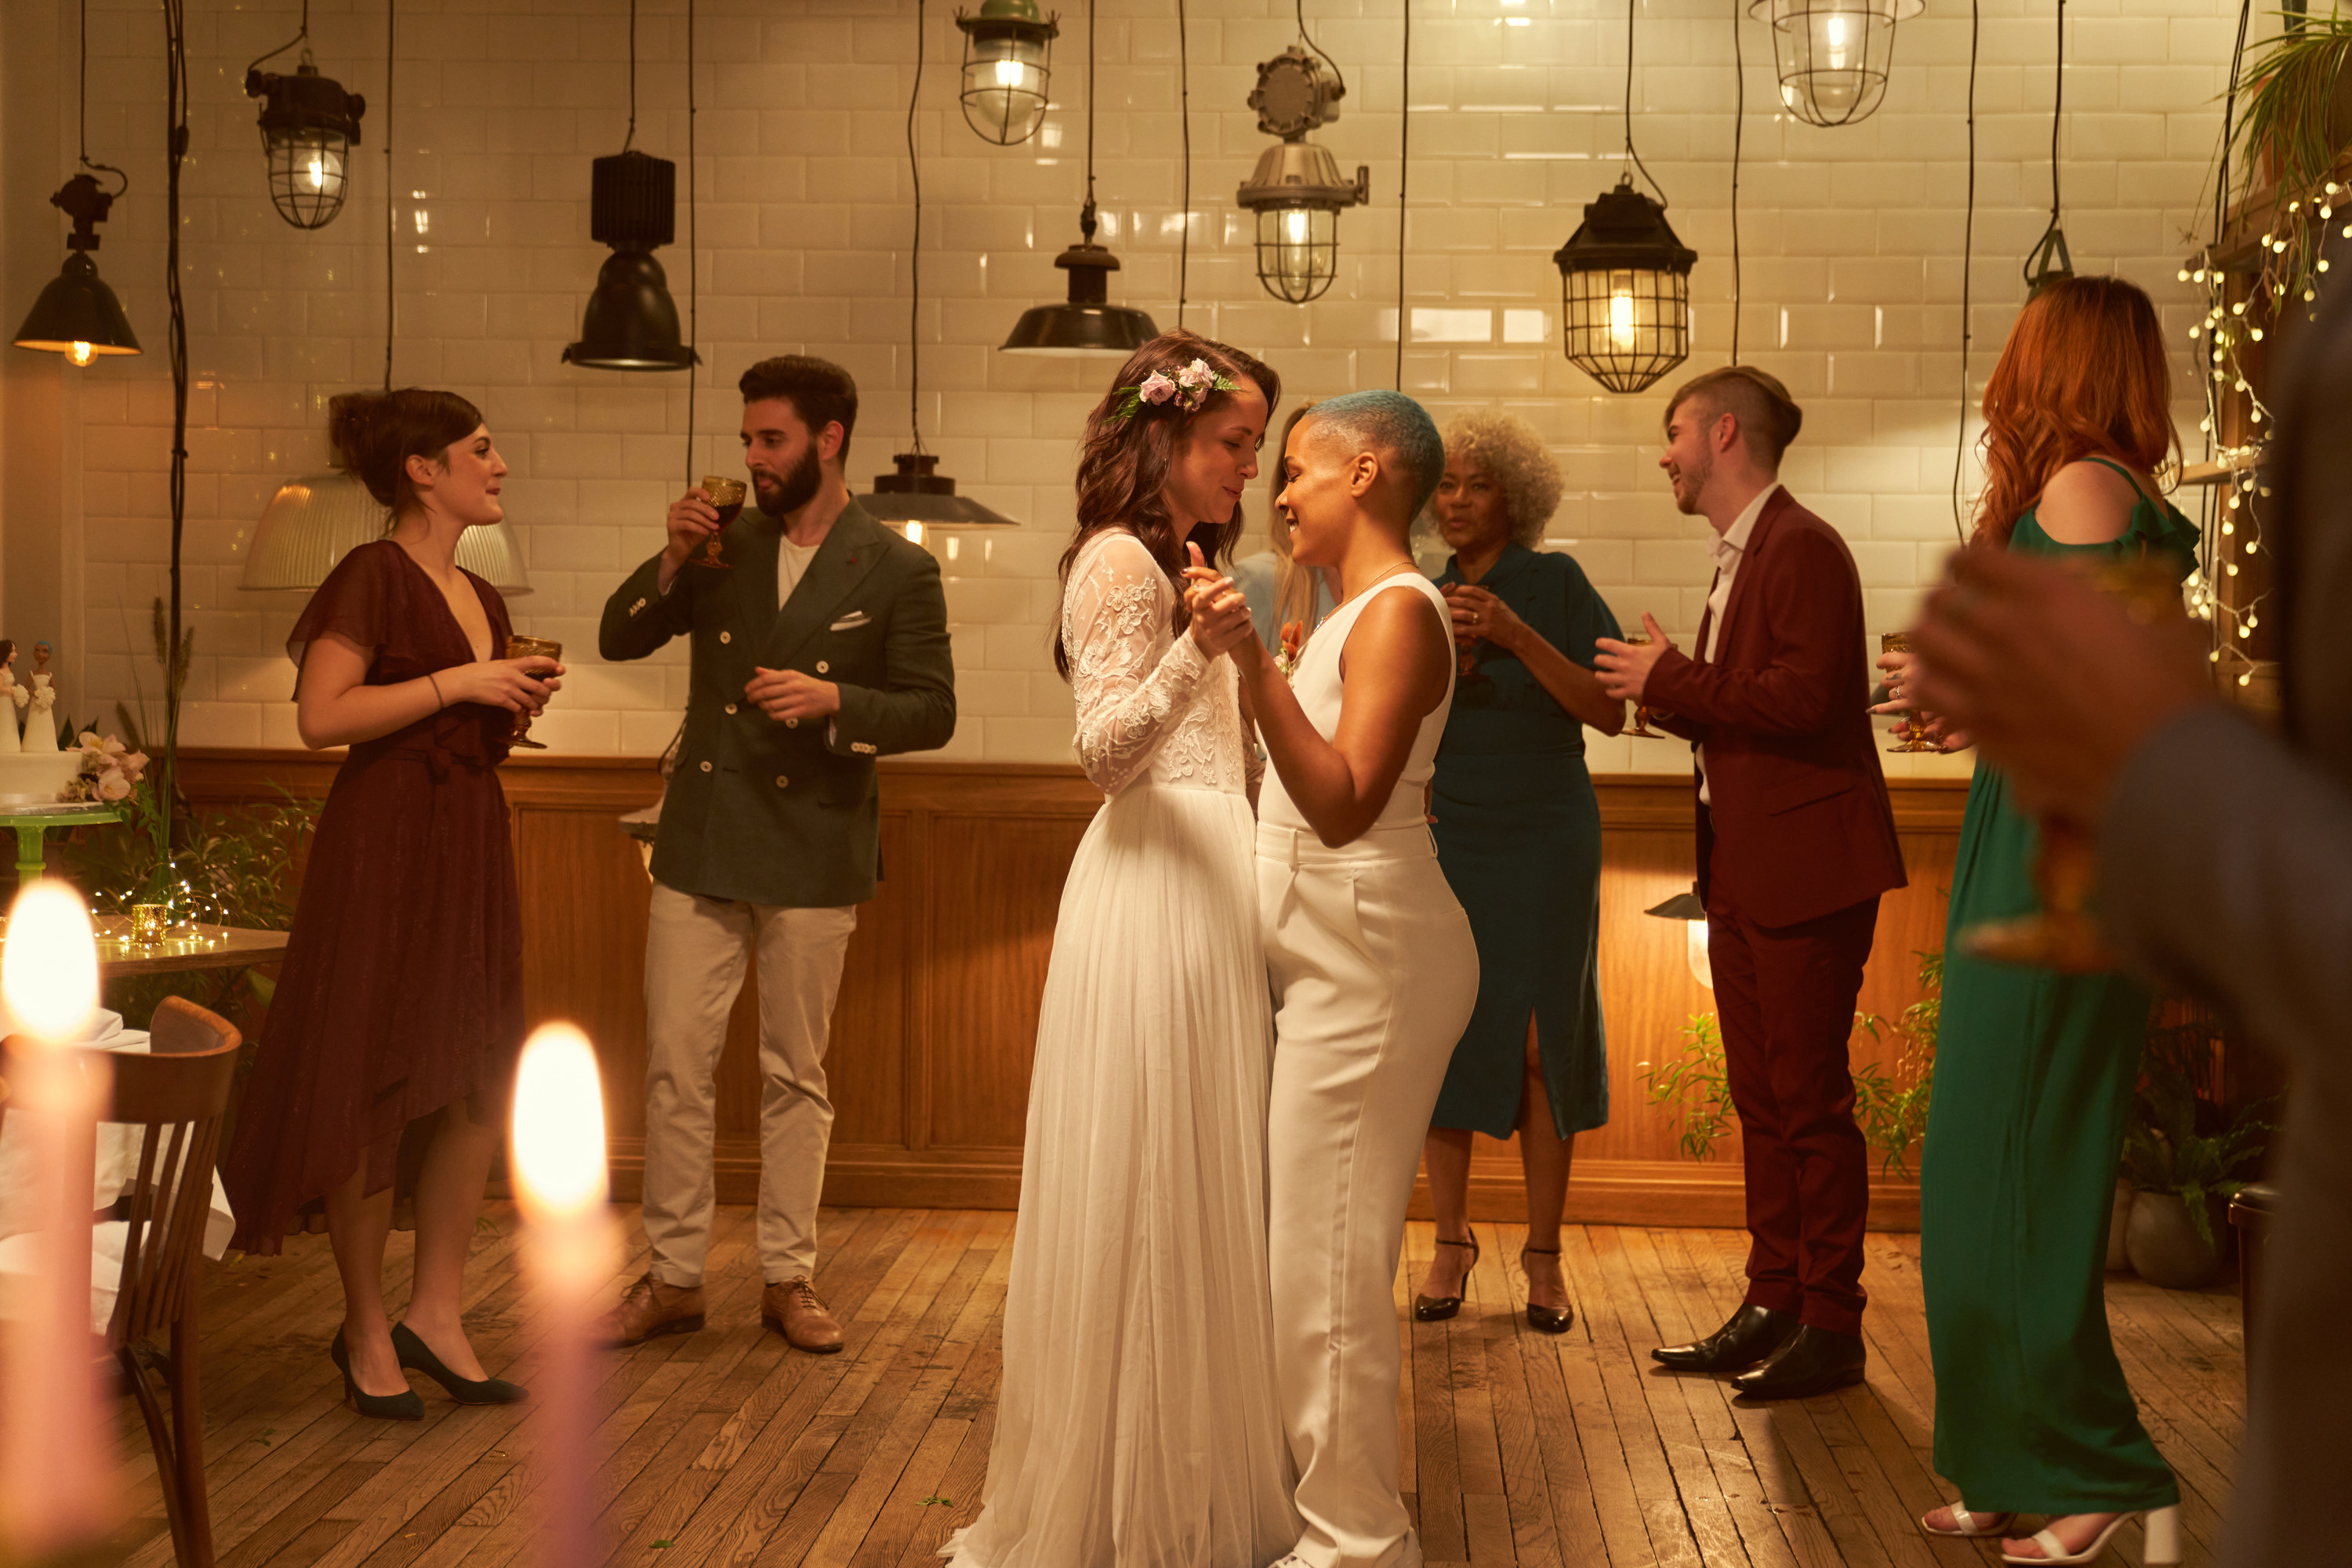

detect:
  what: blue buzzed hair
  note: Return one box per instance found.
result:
[1309,390,1446,521]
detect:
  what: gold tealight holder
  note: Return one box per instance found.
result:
[131,903,168,947]
[1880,632,1936,753]
[505,635,563,750]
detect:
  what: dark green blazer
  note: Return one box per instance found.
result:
[598,498,956,908]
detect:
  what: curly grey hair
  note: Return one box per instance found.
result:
[1430,409,1566,548]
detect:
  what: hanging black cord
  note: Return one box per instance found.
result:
[684,0,699,485]
[1730,0,1743,365]
[1621,0,1664,204]
[78,0,129,197]
[622,0,638,153]
[243,0,311,82]
[383,0,395,390]
[909,0,927,452]
[162,0,192,849]
[2022,0,2064,283]
[1295,0,1347,93]
[1395,0,1408,388]
[1177,0,1189,328]
[1951,0,1978,541]
[2215,0,2252,267]
[1083,0,1098,230]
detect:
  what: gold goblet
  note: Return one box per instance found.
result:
[1958,557,2187,974]
[695,475,746,570]
[1881,631,1937,753]
[1623,634,1663,738]
[505,635,562,750]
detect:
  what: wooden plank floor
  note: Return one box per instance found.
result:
[104,1204,2241,1566]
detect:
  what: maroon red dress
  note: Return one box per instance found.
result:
[225,540,525,1254]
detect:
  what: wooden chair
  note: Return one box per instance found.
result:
[100,996,242,1568]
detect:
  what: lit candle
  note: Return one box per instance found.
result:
[0,881,114,1559]
[510,1024,611,1568]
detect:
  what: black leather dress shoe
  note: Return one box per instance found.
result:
[1650,1304,1799,1373]
[1730,1324,1866,1400]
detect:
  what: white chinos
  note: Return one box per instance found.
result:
[641,881,858,1287]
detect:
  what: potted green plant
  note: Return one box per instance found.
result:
[2230,14,2352,307]
[1640,949,1940,1178]
[2118,1012,2272,1290]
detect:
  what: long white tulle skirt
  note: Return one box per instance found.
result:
[947,782,1301,1568]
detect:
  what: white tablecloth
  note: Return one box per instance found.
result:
[0,1011,238,1330]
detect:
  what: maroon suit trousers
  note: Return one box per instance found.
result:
[1708,895,1878,1335]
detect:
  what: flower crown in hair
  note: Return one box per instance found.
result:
[1106,358,1243,426]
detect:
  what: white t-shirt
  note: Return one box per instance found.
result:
[779,536,820,608]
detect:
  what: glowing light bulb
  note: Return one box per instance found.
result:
[1609,290,1636,350]
[307,153,326,189]
[905,521,924,546]
[994,58,1026,89]
[1283,209,1310,245]
[68,341,93,367]
[1825,13,1849,46]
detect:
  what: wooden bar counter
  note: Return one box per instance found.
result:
[177,750,1965,1230]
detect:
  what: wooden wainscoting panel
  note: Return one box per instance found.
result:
[921,810,1092,1152]
[512,804,661,1140]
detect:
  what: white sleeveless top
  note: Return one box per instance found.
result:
[1260,572,1455,837]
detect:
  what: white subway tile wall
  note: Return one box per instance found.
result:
[43,0,2243,769]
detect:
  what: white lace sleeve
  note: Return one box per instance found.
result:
[1064,532,1210,795]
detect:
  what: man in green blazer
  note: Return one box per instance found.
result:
[594,356,955,1355]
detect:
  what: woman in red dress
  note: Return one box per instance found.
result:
[224,388,563,1419]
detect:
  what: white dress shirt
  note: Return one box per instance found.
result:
[1697,481,1780,805]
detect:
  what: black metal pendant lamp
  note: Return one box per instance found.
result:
[865,0,1017,532]
[243,2,366,230]
[564,0,697,371]
[14,0,139,364]
[1000,0,1156,355]
[1552,0,1695,394]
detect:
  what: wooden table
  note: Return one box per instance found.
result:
[85,921,290,978]
[0,802,122,883]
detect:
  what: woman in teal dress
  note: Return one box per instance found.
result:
[1887,278,2189,1566]
[1411,411,1624,1334]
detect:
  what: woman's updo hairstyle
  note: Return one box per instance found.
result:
[328,388,486,514]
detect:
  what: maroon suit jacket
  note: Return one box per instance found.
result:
[1645,488,1905,928]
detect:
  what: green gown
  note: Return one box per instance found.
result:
[1919,457,2198,1515]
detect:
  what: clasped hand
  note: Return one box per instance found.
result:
[747,666,840,724]
[1439,583,1525,650]
[1179,543,1258,661]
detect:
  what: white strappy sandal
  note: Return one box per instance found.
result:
[1998,1504,2182,1566]
[1920,1502,2014,1538]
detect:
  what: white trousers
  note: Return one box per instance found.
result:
[641,881,858,1286]
[1259,823,1481,1568]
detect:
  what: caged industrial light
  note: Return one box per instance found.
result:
[954,0,1058,147]
[242,2,366,230]
[1552,0,1695,394]
[1234,38,1369,305]
[1747,0,1922,129]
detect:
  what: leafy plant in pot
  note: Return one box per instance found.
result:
[2118,1011,2271,1289]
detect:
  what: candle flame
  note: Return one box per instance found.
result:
[510,1024,608,1219]
[3,882,98,1044]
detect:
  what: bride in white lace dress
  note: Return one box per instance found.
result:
[948,332,1301,1568]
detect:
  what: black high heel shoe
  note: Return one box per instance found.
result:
[330,1330,424,1421]
[392,1323,529,1406]
[1520,1246,1573,1334]
[1413,1233,1480,1322]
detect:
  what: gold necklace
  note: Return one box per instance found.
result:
[1331,558,1418,615]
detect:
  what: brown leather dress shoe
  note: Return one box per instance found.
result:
[597,1273,706,1348]
[764,1277,844,1354]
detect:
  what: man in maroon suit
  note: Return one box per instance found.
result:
[1596,366,1904,1399]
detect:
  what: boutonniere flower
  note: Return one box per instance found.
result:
[1106,358,1243,427]
[1276,619,1305,682]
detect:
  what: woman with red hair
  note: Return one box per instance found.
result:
[1890,277,2194,1564]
